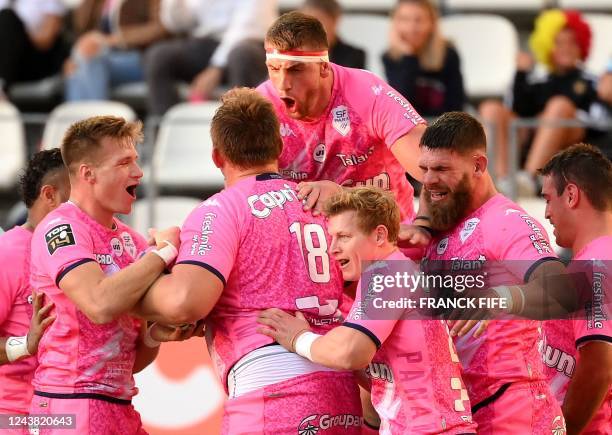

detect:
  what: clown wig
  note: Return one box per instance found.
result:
[529,9,591,71]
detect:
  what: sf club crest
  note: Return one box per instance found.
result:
[331,105,351,136]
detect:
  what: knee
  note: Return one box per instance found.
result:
[144,42,175,78]
[542,95,576,117]
[479,99,507,121]
[226,40,266,84]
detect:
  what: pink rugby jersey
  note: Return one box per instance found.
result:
[257,63,425,222]
[344,250,476,434]
[0,226,36,414]
[30,202,147,401]
[424,194,558,407]
[176,173,345,391]
[544,235,611,434]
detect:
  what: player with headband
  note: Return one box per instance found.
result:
[258,11,431,249]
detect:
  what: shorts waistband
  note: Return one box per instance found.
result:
[33,390,132,405]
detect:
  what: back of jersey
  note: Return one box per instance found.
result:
[176,173,344,386]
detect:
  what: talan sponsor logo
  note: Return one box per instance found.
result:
[298,413,361,434]
[45,224,75,255]
[336,146,374,167]
[247,184,299,219]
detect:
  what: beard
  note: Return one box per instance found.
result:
[424,174,473,232]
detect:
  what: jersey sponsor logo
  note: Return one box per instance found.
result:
[279,123,296,137]
[331,105,351,136]
[336,146,374,167]
[280,169,308,181]
[45,224,75,255]
[459,218,480,243]
[385,90,423,125]
[587,271,606,329]
[341,172,390,190]
[551,415,566,435]
[450,256,485,271]
[295,296,338,316]
[247,183,299,219]
[202,198,221,207]
[505,208,521,215]
[110,237,123,256]
[366,362,394,383]
[27,294,33,304]
[543,343,575,377]
[190,212,216,256]
[518,214,552,254]
[313,143,326,163]
[95,253,114,265]
[121,232,137,258]
[298,413,361,434]
[437,237,449,255]
[372,84,383,95]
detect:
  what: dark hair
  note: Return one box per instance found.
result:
[302,0,341,19]
[211,87,283,168]
[61,116,143,173]
[324,187,400,243]
[538,143,612,211]
[420,111,486,154]
[19,148,66,208]
[266,11,329,51]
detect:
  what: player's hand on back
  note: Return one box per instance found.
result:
[257,308,312,352]
[397,223,432,248]
[27,291,56,355]
[297,181,343,216]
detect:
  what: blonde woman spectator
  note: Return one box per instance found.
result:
[383,0,465,118]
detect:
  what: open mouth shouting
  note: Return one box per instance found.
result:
[280,96,297,112]
[126,183,138,199]
[428,190,449,202]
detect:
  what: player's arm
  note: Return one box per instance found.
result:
[1,291,56,364]
[132,322,160,373]
[134,264,224,325]
[389,123,426,183]
[563,341,612,435]
[257,309,377,370]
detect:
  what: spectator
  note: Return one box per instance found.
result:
[480,9,597,195]
[300,0,365,70]
[145,0,277,115]
[0,0,68,92]
[382,0,465,118]
[585,61,612,160]
[64,0,169,101]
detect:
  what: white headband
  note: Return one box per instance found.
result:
[266,49,329,63]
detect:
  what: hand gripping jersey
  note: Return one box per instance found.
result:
[424,194,564,433]
[0,227,36,414]
[344,250,477,434]
[258,63,425,222]
[544,236,612,434]
[30,202,147,401]
[176,174,346,391]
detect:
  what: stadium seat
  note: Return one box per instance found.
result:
[445,0,545,11]
[0,101,26,191]
[41,100,137,150]
[338,13,390,78]
[440,14,519,99]
[559,0,612,11]
[131,196,202,236]
[150,101,225,193]
[583,13,612,76]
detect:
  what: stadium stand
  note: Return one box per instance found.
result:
[0,101,26,191]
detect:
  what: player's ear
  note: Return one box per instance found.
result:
[79,163,95,184]
[375,224,388,246]
[473,154,488,178]
[565,183,580,208]
[212,148,223,170]
[320,62,331,78]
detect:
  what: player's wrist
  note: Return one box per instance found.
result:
[151,240,178,266]
[5,335,31,362]
[491,285,525,315]
[294,331,321,362]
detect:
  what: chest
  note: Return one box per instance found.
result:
[91,230,140,273]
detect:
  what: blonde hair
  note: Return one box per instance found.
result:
[394,0,447,71]
[324,187,400,243]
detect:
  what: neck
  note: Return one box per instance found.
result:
[304,67,334,122]
[224,162,280,188]
[70,188,114,228]
[572,210,612,255]
[376,243,398,260]
[467,174,498,215]
[23,203,47,231]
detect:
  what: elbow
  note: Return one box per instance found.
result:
[160,285,204,325]
[86,307,116,325]
[335,344,372,371]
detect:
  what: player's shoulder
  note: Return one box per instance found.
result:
[33,203,88,253]
[256,80,277,100]
[481,194,535,226]
[334,63,388,101]
[0,226,30,261]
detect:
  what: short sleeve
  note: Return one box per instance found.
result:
[0,254,17,325]
[175,195,241,286]
[35,219,96,286]
[370,75,426,149]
